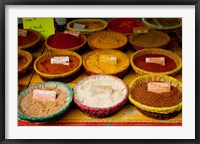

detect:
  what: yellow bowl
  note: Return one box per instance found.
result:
[129,74,182,114]
[45,32,87,52]
[18,50,33,77]
[130,49,182,76]
[67,19,108,34]
[34,51,82,82]
[18,29,42,50]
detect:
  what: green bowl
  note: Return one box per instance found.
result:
[18,81,73,122]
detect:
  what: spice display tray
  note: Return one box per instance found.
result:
[18,37,182,126]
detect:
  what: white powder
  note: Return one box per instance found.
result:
[75,76,127,108]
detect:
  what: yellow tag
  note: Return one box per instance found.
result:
[99,55,117,65]
[22,18,55,39]
[133,27,149,34]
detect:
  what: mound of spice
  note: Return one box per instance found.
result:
[108,18,143,34]
[131,83,182,107]
[18,87,68,117]
[46,33,85,49]
[36,55,80,75]
[134,54,177,72]
[18,30,39,47]
[18,55,28,72]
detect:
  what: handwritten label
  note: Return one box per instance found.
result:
[22,18,55,39]
[147,82,171,93]
[51,56,69,65]
[133,27,149,34]
[145,57,165,66]
[73,23,85,30]
[33,89,56,102]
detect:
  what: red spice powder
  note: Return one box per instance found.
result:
[18,31,38,47]
[47,33,84,49]
[134,54,177,72]
[108,18,143,34]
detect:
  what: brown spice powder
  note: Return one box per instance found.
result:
[18,31,38,47]
[131,83,182,107]
[18,55,28,71]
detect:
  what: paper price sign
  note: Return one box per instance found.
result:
[22,18,55,39]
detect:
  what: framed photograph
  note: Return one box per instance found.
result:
[1,0,199,143]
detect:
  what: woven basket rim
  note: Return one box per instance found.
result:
[87,30,128,50]
[18,29,42,50]
[82,49,130,75]
[128,74,182,114]
[66,19,108,34]
[33,51,82,78]
[45,32,87,52]
[73,74,128,109]
[130,48,182,75]
[18,50,33,73]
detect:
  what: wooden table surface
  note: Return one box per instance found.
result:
[18,36,182,126]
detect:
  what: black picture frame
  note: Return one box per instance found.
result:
[1,0,199,143]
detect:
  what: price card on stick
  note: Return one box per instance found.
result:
[22,18,55,39]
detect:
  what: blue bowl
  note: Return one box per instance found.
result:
[18,81,73,122]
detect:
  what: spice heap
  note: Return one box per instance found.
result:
[18,30,38,47]
[46,33,85,49]
[83,50,130,75]
[36,55,80,75]
[18,86,68,117]
[133,54,177,72]
[108,18,143,34]
[131,83,182,107]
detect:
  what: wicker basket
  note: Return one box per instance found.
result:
[83,49,130,77]
[18,50,33,78]
[18,29,42,50]
[128,30,171,51]
[142,18,182,33]
[45,32,87,52]
[128,74,182,119]
[130,49,182,76]
[18,81,73,122]
[34,51,82,82]
[73,75,128,118]
[67,19,108,34]
[87,30,128,50]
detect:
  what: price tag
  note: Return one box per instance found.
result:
[133,27,149,34]
[145,57,165,66]
[147,82,171,93]
[99,55,117,65]
[73,23,85,30]
[33,89,56,102]
[51,56,70,65]
[18,29,28,37]
[64,30,80,37]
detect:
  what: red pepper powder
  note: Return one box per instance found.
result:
[134,54,177,72]
[47,33,84,49]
